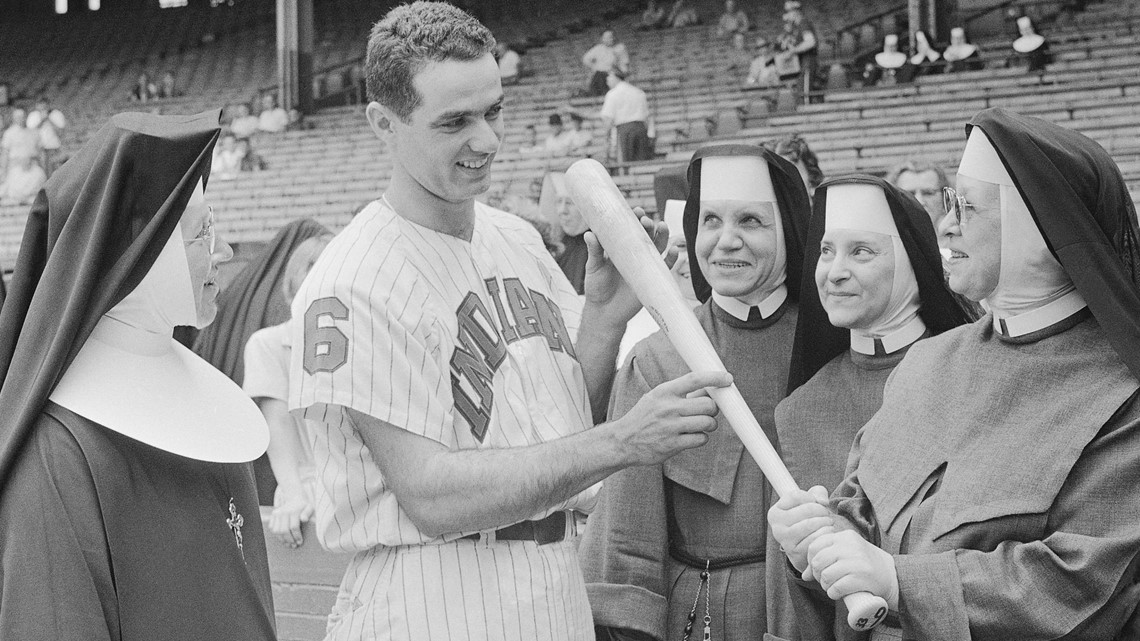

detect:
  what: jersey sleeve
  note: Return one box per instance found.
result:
[242,326,289,402]
[289,264,454,446]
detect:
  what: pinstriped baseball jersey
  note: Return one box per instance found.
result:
[288,198,598,551]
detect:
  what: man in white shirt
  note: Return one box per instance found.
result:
[257,93,289,134]
[581,30,630,96]
[26,97,66,175]
[497,42,522,84]
[600,70,653,163]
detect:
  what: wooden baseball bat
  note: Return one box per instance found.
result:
[565,158,888,632]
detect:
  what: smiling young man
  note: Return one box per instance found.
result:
[579,144,812,641]
[287,4,729,640]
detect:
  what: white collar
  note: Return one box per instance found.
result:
[944,43,978,61]
[850,314,926,355]
[712,284,787,321]
[992,288,1087,337]
[1013,34,1045,53]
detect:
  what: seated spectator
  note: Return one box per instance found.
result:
[239,138,268,173]
[944,27,983,72]
[1,109,40,185]
[504,178,543,221]
[257,93,289,134]
[874,34,911,84]
[746,37,781,88]
[544,114,572,156]
[211,133,244,181]
[497,42,522,85]
[518,124,545,155]
[714,0,749,37]
[726,32,753,79]
[0,155,46,205]
[26,96,66,176]
[667,0,700,28]
[229,103,260,139]
[772,133,823,201]
[158,71,181,99]
[1012,16,1049,72]
[636,0,667,31]
[909,30,942,76]
[287,108,307,130]
[885,159,949,227]
[565,112,592,155]
[129,73,157,103]
[581,29,630,97]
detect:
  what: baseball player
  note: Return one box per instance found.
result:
[288,3,729,640]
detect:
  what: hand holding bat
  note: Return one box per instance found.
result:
[565,158,888,632]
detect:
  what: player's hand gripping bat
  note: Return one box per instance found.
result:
[565,158,888,632]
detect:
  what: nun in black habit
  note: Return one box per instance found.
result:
[764,175,971,640]
[0,112,275,640]
[580,144,810,641]
[770,108,1140,640]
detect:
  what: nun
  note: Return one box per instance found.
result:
[0,112,275,640]
[580,144,810,641]
[873,35,910,84]
[770,108,1140,639]
[943,27,983,72]
[908,31,941,77]
[764,175,971,640]
[1012,15,1049,72]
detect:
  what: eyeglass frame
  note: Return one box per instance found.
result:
[941,186,977,226]
[184,205,216,253]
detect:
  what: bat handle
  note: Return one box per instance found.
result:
[844,591,888,631]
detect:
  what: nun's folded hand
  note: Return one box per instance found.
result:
[768,485,834,574]
[807,529,899,610]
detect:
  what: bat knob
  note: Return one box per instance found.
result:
[844,591,888,631]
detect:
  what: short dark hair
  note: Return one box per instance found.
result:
[365,1,496,122]
[772,134,824,189]
[549,114,563,126]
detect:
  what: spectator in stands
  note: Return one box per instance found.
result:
[27,96,66,176]
[910,30,942,76]
[563,112,590,152]
[944,27,984,72]
[1012,16,1049,72]
[158,71,181,99]
[582,29,630,97]
[519,124,545,155]
[746,37,781,88]
[714,0,749,38]
[874,34,911,84]
[777,1,818,94]
[130,73,157,103]
[211,133,244,181]
[636,0,667,31]
[773,134,823,201]
[244,234,333,548]
[601,69,654,164]
[886,159,950,228]
[230,102,260,139]
[726,32,753,79]
[257,93,289,134]
[496,42,522,85]
[1,109,41,191]
[544,113,572,156]
[239,138,268,173]
[0,155,46,205]
[287,108,307,131]
[667,0,700,28]
[505,178,544,221]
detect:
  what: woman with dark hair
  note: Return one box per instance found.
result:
[581,144,811,641]
[770,108,1140,640]
[773,134,824,201]
[0,112,275,640]
[764,175,972,639]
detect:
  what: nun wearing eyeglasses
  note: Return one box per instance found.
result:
[0,112,275,640]
[580,144,810,641]
[769,107,1140,640]
[763,175,971,641]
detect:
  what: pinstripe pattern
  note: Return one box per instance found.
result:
[289,199,597,639]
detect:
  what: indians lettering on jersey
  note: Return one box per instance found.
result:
[450,276,578,442]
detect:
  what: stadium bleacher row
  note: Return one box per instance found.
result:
[1,0,1138,271]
